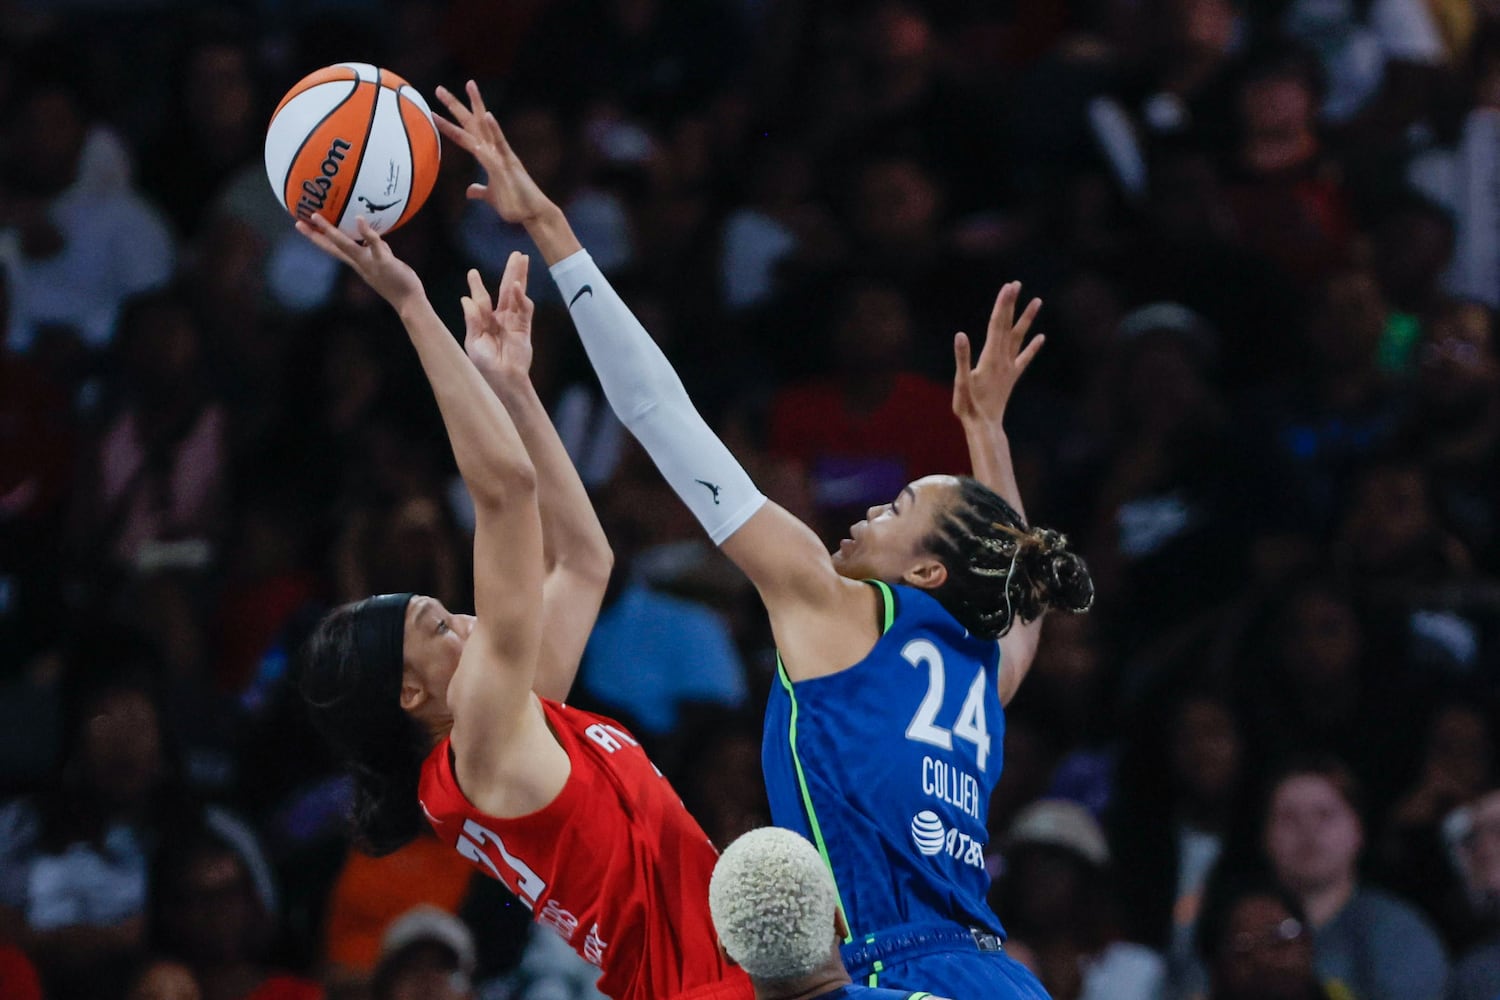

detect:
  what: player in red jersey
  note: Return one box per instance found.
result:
[293,213,752,1000]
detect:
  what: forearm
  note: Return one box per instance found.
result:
[396,297,535,501]
[550,250,765,544]
[963,417,1026,523]
[485,372,610,574]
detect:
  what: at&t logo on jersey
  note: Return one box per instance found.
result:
[910,810,985,868]
[911,811,946,855]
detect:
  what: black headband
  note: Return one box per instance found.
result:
[350,592,415,700]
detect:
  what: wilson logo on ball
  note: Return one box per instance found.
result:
[265,62,440,237]
[294,138,352,220]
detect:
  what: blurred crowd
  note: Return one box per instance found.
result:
[1,0,1499,999]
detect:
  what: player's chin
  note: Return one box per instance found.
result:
[830,542,860,577]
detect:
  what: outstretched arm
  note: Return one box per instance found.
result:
[296,215,549,781]
[461,251,613,702]
[953,282,1047,705]
[433,83,875,678]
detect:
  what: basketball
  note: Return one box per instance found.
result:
[264,62,440,237]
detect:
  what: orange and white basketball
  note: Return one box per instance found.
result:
[264,63,440,237]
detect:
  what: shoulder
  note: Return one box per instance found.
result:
[1353,887,1447,949]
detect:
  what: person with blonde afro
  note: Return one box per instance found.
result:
[710,828,950,1000]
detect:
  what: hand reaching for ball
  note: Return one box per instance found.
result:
[296,214,424,310]
[433,81,557,226]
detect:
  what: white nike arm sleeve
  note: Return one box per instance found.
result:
[550,249,766,545]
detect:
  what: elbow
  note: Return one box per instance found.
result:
[583,543,615,585]
[471,457,538,509]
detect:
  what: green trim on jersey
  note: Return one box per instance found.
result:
[775,582,897,947]
[777,656,853,942]
[870,579,896,633]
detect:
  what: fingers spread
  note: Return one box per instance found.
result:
[354,217,386,257]
[466,80,488,118]
[954,331,972,370]
[989,281,1018,332]
[1012,298,1043,343]
[434,114,476,151]
[292,217,354,268]
[467,268,492,311]
[434,85,474,127]
[1016,333,1046,371]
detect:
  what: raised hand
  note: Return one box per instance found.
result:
[433,81,555,225]
[462,251,536,385]
[295,214,423,310]
[953,281,1044,427]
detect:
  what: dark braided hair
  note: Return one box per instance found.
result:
[923,477,1095,639]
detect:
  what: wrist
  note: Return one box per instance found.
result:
[394,290,431,324]
[485,367,534,398]
[962,414,1008,437]
[525,204,583,265]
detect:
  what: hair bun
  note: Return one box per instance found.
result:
[1016,531,1095,615]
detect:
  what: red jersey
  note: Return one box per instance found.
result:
[418,699,752,1000]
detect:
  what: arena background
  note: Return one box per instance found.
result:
[1,1,1498,999]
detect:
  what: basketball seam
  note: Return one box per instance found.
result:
[333,67,385,230]
[279,78,360,210]
[392,92,436,232]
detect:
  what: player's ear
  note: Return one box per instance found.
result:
[399,667,427,712]
[717,936,737,966]
[833,906,849,941]
[902,556,947,591]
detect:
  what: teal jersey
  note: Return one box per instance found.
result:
[762,581,1005,940]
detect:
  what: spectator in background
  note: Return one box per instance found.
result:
[766,279,969,545]
[1252,268,1403,536]
[1233,578,1414,806]
[1110,689,1250,999]
[1262,757,1449,1000]
[1369,195,1456,373]
[1379,699,1496,951]
[1403,299,1500,574]
[0,642,192,1000]
[0,66,175,356]
[1332,457,1472,594]
[1444,789,1500,1000]
[129,958,203,1000]
[370,907,476,1000]
[669,709,769,850]
[1076,303,1243,653]
[68,289,227,582]
[139,15,266,242]
[577,484,749,744]
[151,824,322,1000]
[718,141,843,313]
[994,799,1165,1000]
[1225,47,1354,290]
[0,265,74,679]
[319,838,474,991]
[1196,876,1348,1000]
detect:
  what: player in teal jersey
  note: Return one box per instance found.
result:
[434,82,1095,1000]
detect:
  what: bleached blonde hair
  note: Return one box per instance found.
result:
[709,827,837,982]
